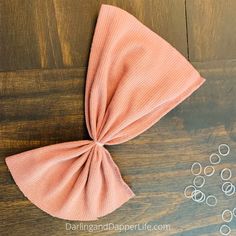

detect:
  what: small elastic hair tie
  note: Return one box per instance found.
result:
[204,166,215,177]
[220,168,232,181]
[193,176,205,188]
[221,182,235,196]
[209,153,221,165]
[221,209,233,223]
[218,144,230,156]
[184,185,197,199]
[220,224,231,236]
[233,208,236,217]
[191,162,202,176]
[206,195,217,207]
[192,190,205,203]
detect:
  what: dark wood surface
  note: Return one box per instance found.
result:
[0,1,236,235]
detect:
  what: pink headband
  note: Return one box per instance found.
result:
[5,4,205,220]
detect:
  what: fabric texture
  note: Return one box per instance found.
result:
[5,4,205,220]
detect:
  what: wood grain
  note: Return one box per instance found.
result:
[0,0,187,71]
[1,63,236,235]
[0,68,88,159]
[187,0,236,62]
[1,0,236,236]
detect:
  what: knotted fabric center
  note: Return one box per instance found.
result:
[93,140,104,147]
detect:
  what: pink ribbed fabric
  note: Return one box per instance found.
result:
[5,4,205,220]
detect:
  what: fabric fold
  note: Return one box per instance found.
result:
[85,5,205,145]
[6,140,134,220]
[5,4,205,220]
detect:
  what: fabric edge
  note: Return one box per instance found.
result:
[5,154,135,221]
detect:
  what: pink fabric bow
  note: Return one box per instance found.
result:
[5,5,205,220]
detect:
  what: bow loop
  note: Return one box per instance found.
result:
[6,140,134,220]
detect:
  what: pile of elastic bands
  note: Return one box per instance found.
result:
[183,144,235,235]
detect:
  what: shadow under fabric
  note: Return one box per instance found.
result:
[5,5,205,220]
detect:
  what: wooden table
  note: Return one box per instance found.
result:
[0,1,235,235]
